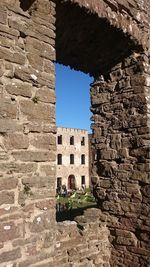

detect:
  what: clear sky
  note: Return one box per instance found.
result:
[56,63,93,133]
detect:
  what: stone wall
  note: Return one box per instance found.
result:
[68,0,150,52]
[91,52,150,266]
[0,0,56,266]
[55,209,111,267]
[0,0,150,266]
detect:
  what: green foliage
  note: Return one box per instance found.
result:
[85,187,91,193]
[23,184,32,195]
[56,190,96,209]
[32,96,39,103]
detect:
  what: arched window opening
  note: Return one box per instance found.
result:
[58,135,62,144]
[70,154,74,164]
[81,136,85,146]
[70,136,74,145]
[81,154,85,165]
[57,154,62,165]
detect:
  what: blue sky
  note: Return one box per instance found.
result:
[55,64,93,133]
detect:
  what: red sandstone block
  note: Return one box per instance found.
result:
[0,248,21,263]
[0,98,17,119]
[0,23,19,38]
[44,59,55,74]
[18,188,55,205]
[0,5,7,24]
[116,236,137,246]
[5,133,29,150]
[35,199,55,210]
[39,164,55,176]
[100,149,117,160]
[22,176,55,189]
[138,126,150,134]
[35,87,56,104]
[38,72,55,88]
[0,119,22,134]
[5,82,32,98]
[18,251,54,267]
[130,75,146,86]
[0,221,20,243]
[27,53,43,71]
[131,170,149,183]
[0,191,15,206]
[0,46,25,65]
[12,150,55,162]
[0,177,18,191]
[29,211,56,233]
[26,261,55,267]
[127,246,150,256]
[0,162,37,173]
[25,36,55,60]
[0,36,14,49]
[0,206,18,218]
[30,133,56,150]
[19,99,55,122]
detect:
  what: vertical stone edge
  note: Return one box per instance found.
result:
[0,0,57,266]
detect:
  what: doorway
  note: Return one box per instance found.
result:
[68,175,76,190]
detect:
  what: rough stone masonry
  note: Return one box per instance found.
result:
[0,0,149,267]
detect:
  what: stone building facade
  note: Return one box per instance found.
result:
[0,0,150,267]
[56,127,89,191]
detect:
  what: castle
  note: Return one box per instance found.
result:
[56,127,90,191]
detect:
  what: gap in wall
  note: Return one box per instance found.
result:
[56,63,93,133]
[55,63,94,222]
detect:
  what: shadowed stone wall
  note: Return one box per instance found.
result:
[0,0,149,266]
[91,53,150,266]
[67,0,150,52]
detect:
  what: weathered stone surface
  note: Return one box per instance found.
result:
[0,248,21,263]
[0,221,21,243]
[39,164,55,176]
[0,5,7,25]
[5,82,33,98]
[19,99,55,122]
[30,133,56,150]
[91,50,150,265]
[44,59,55,74]
[29,211,55,233]
[0,0,150,266]
[14,66,55,88]
[22,176,54,189]
[0,98,17,119]
[100,149,117,160]
[27,52,44,70]
[0,2,57,265]
[35,87,56,103]
[0,162,37,173]
[0,177,18,190]
[0,46,25,65]
[4,133,29,149]
[0,191,15,206]
[25,36,55,61]
[115,229,137,246]
[12,150,55,162]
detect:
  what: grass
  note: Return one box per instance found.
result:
[56,190,97,222]
[56,190,96,209]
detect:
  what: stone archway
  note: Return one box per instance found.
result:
[0,0,149,266]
